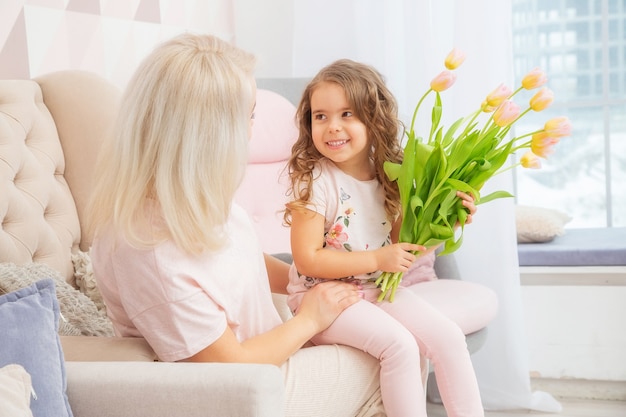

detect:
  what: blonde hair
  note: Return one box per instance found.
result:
[86,33,256,254]
[284,59,404,225]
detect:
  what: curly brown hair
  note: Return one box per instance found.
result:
[283,59,404,226]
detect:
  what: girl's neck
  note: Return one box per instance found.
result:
[331,158,376,181]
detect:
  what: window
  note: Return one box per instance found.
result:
[511,0,626,228]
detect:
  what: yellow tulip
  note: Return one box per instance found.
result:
[430,70,457,92]
[530,87,554,111]
[493,100,520,127]
[486,83,513,107]
[444,48,466,70]
[544,116,572,138]
[531,132,558,158]
[520,151,542,169]
[522,67,548,90]
[481,100,496,113]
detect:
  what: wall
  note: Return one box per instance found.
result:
[0,0,236,88]
[0,1,294,87]
[232,0,294,78]
[522,283,626,382]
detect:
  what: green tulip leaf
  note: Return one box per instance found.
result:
[477,190,514,205]
[439,233,464,255]
[442,117,466,148]
[383,161,401,181]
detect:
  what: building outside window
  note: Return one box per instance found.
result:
[511,0,625,228]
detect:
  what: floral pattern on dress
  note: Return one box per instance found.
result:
[297,185,391,287]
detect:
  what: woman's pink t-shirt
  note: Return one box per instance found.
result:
[90,203,283,362]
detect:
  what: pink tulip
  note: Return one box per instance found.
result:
[444,48,466,70]
[522,67,548,90]
[486,83,513,107]
[520,151,542,169]
[430,70,457,92]
[544,116,572,138]
[530,87,554,111]
[493,100,521,127]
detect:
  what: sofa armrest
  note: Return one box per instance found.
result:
[61,336,158,362]
[433,252,461,280]
[65,361,284,417]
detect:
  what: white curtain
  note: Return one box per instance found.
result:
[287,0,561,412]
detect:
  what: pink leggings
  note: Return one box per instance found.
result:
[310,286,484,417]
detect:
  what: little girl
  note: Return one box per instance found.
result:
[284,59,484,417]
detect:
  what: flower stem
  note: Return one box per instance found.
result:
[494,161,522,176]
[410,89,434,134]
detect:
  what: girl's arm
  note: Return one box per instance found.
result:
[183,279,360,365]
[264,253,290,295]
[290,207,423,279]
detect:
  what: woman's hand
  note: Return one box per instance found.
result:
[296,280,362,333]
[186,279,362,365]
[457,191,477,225]
[374,242,425,273]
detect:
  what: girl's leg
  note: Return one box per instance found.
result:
[379,289,485,417]
[311,299,426,417]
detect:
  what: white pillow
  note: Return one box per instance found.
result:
[515,205,572,243]
[0,364,34,417]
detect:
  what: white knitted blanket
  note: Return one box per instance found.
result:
[0,261,114,337]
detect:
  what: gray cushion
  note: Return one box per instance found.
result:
[518,227,626,266]
[0,279,73,417]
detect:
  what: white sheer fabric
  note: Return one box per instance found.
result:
[284,0,561,412]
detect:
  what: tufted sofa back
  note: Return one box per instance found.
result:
[0,71,120,283]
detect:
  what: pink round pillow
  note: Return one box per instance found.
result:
[248,89,298,164]
[400,252,438,286]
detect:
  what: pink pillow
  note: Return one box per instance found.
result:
[235,89,298,254]
[248,89,298,164]
[399,251,438,286]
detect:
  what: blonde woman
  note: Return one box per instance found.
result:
[86,33,384,417]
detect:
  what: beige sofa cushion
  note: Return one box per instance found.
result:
[0,79,80,281]
[0,72,121,284]
[34,71,121,253]
[60,336,158,362]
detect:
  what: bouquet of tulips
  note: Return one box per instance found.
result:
[376,49,572,302]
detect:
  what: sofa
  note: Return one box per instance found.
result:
[0,70,498,417]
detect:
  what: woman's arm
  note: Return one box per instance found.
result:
[183,279,360,365]
[290,208,423,279]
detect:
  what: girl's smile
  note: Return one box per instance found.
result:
[325,139,349,148]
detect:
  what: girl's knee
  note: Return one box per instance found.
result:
[383,327,420,357]
[421,324,468,359]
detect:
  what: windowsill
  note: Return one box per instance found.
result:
[519,265,626,286]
